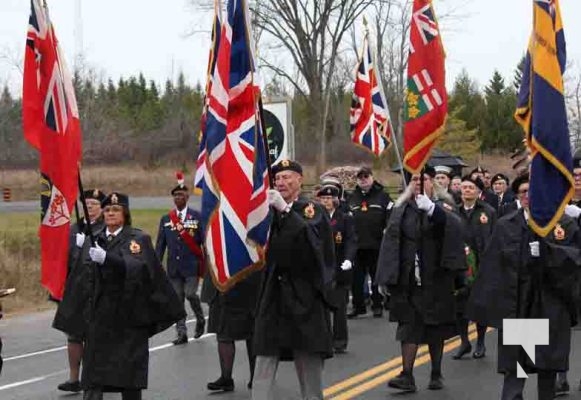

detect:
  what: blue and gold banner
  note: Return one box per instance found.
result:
[515,0,574,237]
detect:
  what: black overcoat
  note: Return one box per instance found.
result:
[253,199,335,360]
[375,201,466,325]
[54,226,185,390]
[466,210,581,373]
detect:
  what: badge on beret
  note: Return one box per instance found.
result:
[111,193,119,204]
[335,232,343,244]
[281,159,290,167]
[129,240,141,254]
[554,224,565,241]
[93,189,100,198]
[304,203,315,219]
[480,212,488,224]
[361,201,368,212]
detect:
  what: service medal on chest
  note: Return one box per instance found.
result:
[361,201,368,212]
[129,240,141,254]
[479,212,488,224]
[335,232,343,244]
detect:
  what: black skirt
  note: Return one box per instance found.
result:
[395,289,458,344]
[207,295,255,341]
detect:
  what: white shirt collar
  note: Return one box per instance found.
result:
[176,207,188,219]
[106,226,123,237]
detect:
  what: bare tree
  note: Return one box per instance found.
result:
[567,72,581,149]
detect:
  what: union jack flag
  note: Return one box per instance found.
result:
[413,2,439,46]
[350,33,392,157]
[201,0,271,291]
[194,0,222,195]
[23,0,82,300]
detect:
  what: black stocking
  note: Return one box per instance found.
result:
[476,324,487,346]
[429,340,444,377]
[457,318,470,345]
[246,338,255,383]
[401,343,418,374]
[218,341,235,379]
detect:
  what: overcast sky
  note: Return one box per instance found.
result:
[1,0,580,96]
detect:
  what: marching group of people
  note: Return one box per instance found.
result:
[43,152,581,400]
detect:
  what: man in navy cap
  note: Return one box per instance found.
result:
[156,173,205,345]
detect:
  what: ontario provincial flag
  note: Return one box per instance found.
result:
[201,0,271,292]
[23,0,82,300]
[514,0,574,236]
[194,0,222,195]
[350,31,392,157]
[403,0,447,174]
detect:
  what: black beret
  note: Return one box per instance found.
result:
[272,159,303,176]
[101,192,129,208]
[470,166,485,175]
[491,173,509,186]
[84,189,106,202]
[317,185,340,197]
[461,175,485,192]
[357,166,373,177]
[511,173,530,195]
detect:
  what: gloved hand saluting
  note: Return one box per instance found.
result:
[340,260,352,271]
[89,244,106,265]
[75,233,86,248]
[416,194,435,216]
[268,189,290,213]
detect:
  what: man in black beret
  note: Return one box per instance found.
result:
[491,174,514,209]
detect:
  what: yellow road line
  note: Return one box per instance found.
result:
[323,324,479,397]
[328,328,492,400]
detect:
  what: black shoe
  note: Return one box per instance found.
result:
[57,380,81,392]
[428,373,444,390]
[387,371,417,392]
[172,334,188,345]
[472,343,486,359]
[372,308,383,318]
[452,343,472,360]
[347,309,366,319]
[207,376,234,392]
[555,373,570,396]
[334,347,347,354]
[194,320,205,339]
[247,381,252,390]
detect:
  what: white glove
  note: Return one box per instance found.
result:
[268,189,289,212]
[565,204,581,219]
[416,194,435,216]
[377,285,389,297]
[529,241,540,258]
[340,260,352,271]
[75,233,86,248]
[89,244,106,265]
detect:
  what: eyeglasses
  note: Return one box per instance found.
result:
[104,205,124,212]
[357,174,370,179]
[518,189,529,195]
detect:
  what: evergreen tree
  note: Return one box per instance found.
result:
[438,110,481,161]
[513,55,527,92]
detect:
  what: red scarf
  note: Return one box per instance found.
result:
[169,209,205,277]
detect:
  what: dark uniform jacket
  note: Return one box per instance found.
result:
[155,207,204,278]
[458,200,496,269]
[329,209,357,286]
[348,182,394,250]
[54,226,185,390]
[53,220,105,336]
[480,189,499,212]
[253,198,335,360]
[375,201,466,325]
[467,210,581,373]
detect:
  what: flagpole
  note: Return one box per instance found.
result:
[77,168,95,247]
[394,113,407,187]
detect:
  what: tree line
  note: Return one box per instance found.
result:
[0,61,552,169]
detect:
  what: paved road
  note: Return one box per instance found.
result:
[2,305,581,399]
[0,197,202,214]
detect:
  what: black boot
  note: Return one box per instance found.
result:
[57,380,81,392]
[207,376,234,392]
[388,371,417,392]
[428,372,444,390]
[172,334,188,345]
[194,320,205,339]
[452,342,472,360]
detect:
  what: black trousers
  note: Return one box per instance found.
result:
[352,249,382,311]
[501,371,556,400]
[330,286,349,349]
[83,388,142,400]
